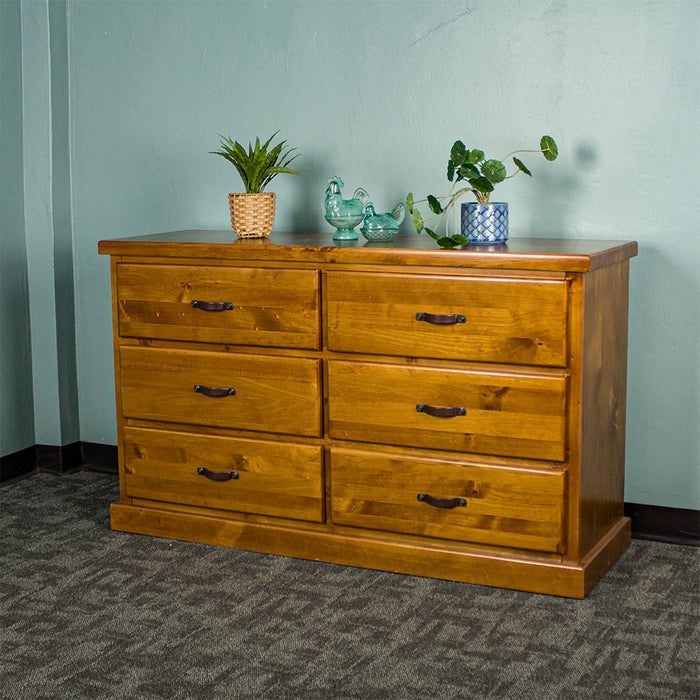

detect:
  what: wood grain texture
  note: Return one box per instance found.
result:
[330,448,565,553]
[100,232,637,597]
[119,346,322,437]
[110,502,632,598]
[578,261,631,556]
[581,517,631,595]
[109,258,131,504]
[328,360,567,461]
[326,271,568,366]
[122,426,323,522]
[562,271,584,559]
[99,232,638,272]
[117,263,320,349]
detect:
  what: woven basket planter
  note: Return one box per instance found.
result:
[228,192,276,238]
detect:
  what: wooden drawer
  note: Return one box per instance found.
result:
[123,427,324,522]
[120,346,322,437]
[330,448,566,553]
[326,271,567,366]
[328,360,566,461]
[117,264,320,349]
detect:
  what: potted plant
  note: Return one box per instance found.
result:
[211,131,300,238]
[407,135,558,247]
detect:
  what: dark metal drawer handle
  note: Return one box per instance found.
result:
[191,300,234,311]
[417,493,467,509]
[415,312,466,325]
[193,385,236,397]
[416,403,466,418]
[197,467,239,481]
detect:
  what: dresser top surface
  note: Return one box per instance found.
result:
[98,231,637,272]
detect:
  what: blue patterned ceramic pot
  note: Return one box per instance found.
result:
[461,202,509,244]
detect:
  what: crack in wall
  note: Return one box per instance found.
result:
[409,3,476,47]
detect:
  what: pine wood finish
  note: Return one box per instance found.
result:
[120,346,322,436]
[326,271,568,366]
[330,448,566,553]
[327,360,566,460]
[117,263,320,349]
[99,232,637,598]
[123,427,324,522]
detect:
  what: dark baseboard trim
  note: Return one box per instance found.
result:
[0,445,37,482]
[1,441,118,483]
[625,502,699,547]
[36,442,82,473]
[80,442,118,473]
[2,444,698,546]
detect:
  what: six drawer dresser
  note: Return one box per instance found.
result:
[98,231,637,597]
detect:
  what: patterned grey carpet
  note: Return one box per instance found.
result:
[1,471,698,700]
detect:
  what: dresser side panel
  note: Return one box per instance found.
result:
[578,261,631,556]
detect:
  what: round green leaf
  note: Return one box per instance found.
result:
[450,141,466,165]
[427,195,443,215]
[411,207,424,233]
[406,192,414,213]
[424,227,439,241]
[437,236,458,248]
[458,163,480,181]
[481,159,506,184]
[466,149,484,164]
[469,176,494,194]
[513,157,532,176]
[541,135,558,161]
[447,159,455,181]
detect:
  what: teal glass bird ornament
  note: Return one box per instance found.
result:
[324,177,371,241]
[360,201,406,242]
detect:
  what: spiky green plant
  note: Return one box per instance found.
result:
[211,131,300,193]
[407,135,558,248]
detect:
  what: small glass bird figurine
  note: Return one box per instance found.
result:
[324,177,370,241]
[360,202,406,242]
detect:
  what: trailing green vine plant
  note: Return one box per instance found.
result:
[406,135,558,248]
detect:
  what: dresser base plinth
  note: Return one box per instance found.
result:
[110,502,631,598]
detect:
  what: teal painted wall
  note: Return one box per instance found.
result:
[17,0,79,449]
[7,1,700,509]
[49,0,81,446]
[0,0,35,455]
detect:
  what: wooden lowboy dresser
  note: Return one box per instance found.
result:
[98,231,637,598]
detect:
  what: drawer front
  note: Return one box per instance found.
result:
[331,448,565,553]
[120,346,322,437]
[328,360,566,461]
[123,427,324,522]
[117,264,320,349]
[326,271,567,366]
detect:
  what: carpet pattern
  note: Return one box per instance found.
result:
[1,471,698,699]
